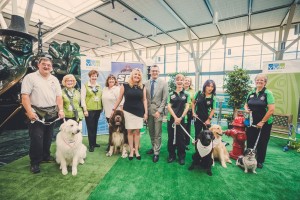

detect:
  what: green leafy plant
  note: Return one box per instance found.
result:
[223,66,251,115]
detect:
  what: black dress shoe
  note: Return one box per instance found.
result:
[178,158,185,165]
[94,144,100,147]
[167,157,176,163]
[128,156,134,161]
[257,163,263,169]
[153,155,159,163]
[30,164,40,174]
[41,156,55,163]
[89,146,94,152]
[136,155,141,160]
[146,149,154,155]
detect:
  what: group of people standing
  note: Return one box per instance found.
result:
[21,55,274,174]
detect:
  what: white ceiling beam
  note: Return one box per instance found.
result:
[277,3,297,60]
[0,12,7,29]
[285,35,300,51]
[186,27,199,72]
[247,0,253,30]
[158,0,186,28]
[0,0,10,12]
[199,36,222,60]
[151,45,162,60]
[24,0,35,29]
[116,52,123,61]
[92,49,99,57]
[127,40,146,66]
[35,0,75,19]
[12,0,17,15]
[180,44,191,54]
[248,31,277,54]
[276,26,283,59]
[33,19,76,51]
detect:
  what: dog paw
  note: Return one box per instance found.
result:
[79,159,85,164]
[221,163,227,168]
[72,169,77,176]
[253,171,257,174]
[228,160,232,164]
[121,153,128,158]
[244,170,248,173]
[62,168,68,175]
[106,152,112,157]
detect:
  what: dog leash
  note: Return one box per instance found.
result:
[172,123,195,144]
[251,125,262,151]
[31,117,62,125]
[194,116,211,129]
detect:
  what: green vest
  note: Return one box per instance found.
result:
[85,83,102,111]
[62,88,84,120]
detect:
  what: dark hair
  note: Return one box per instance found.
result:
[38,53,53,64]
[88,70,99,77]
[202,79,216,95]
[105,74,118,87]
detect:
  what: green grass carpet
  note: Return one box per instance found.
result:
[89,124,300,200]
[0,134,118,200]
[1,123,300,200]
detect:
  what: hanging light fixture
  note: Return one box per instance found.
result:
[153,27,157,37]
[108,38,112,46]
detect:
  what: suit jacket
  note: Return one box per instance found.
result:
[145,78,168,116]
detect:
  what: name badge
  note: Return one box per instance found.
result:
[94,97,100,102]
[250,94,254,98]
[68,105,73,111]
[207,101,211,105]
[182,95,186,100]
[260,96,265,101]
[171,94,176,99]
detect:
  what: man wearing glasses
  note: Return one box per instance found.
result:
[21,54,64,174]
[145,65,168,162]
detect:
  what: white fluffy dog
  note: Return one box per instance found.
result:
[55,119,87,176]
[210,125,232,168]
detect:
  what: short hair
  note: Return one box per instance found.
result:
[88,70,99,77]
[128,68,143,89]
[184,76,193,89]
[255,73,268,84]
[38,53,53,64]
[105,74,118,87]
[150,65,160,71]
[175,74,185,81]
[62,74,77,87]
[202,79,216,95]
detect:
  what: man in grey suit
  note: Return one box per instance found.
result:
[145,65,168,163]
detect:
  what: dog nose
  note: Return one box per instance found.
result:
[76,129,80,133]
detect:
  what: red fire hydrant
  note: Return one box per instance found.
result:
[225,112,247,160]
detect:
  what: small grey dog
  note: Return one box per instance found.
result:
[236,148,257,174]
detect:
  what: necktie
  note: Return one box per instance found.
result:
[150,80,155,99]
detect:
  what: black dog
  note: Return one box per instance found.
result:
[188,130,215,176]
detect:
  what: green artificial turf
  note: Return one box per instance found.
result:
[0,134,118,200]
[1,123,300,200]
[89,124,300,200]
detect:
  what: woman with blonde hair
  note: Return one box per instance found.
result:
[112,68,148,160]
[61,74,83,122]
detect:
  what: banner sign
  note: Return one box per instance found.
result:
[263,59,300,74]
[111,62,144,84]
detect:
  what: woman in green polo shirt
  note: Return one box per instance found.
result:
[62,74,83,122]
[244,74,275,169]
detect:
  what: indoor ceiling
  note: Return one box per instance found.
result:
[1,0,300,56]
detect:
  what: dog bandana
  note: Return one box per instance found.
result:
[197,141,212,157]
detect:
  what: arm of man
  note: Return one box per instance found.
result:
[155,81,168,118]
[56,96,65,118]
[22,94,38,121]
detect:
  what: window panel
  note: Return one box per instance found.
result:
[178,61,189,72]
[211,48,224,59]
[243,55,261,70]
[166,44,177,54]
[178,52,188,62]
[188,61,195,73]
[244,33,262,45]
[283,52,297,60]
[244,44,261,56]
[201,59,210,72]
[263,31,275,43]
[210,58,224,72]
[226,46,243,57]
[166,54,176,62]
[261,54,274,64]
[225,57,242,70]
[226,34,244,47]
[165,62,176,73]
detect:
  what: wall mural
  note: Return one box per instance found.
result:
[0,15,82,130]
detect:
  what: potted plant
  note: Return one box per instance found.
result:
[223,65,251,117]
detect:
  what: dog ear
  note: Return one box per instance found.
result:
[59,122,66,132]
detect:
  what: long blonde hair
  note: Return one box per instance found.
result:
[128,68,143,89]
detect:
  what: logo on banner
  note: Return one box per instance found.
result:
[86,59,100,67]
[111,62,143,84]
[268,63,285,71]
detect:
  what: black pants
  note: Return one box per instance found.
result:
[246,123,272,164]
[167,120,186,159]
[28,120,55,165]
[85,110,101,147]
[194,118,208,139]
[185,110,193,146]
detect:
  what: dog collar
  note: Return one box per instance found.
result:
[197,141,212,157]
[212,138,220,148]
